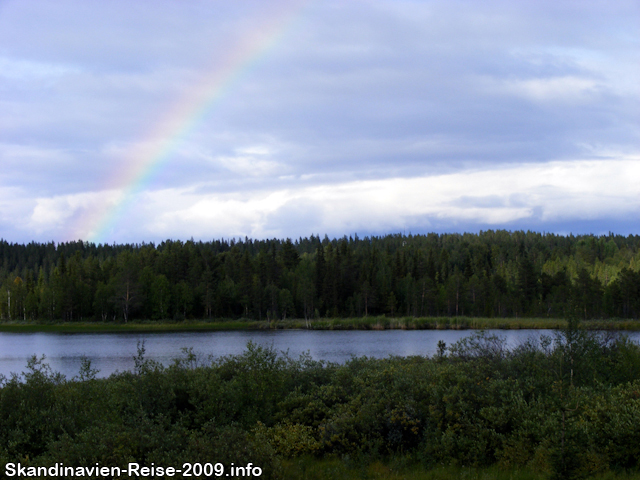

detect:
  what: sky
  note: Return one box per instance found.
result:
[0,0,638,245]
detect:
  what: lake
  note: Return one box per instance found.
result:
[2,329,639,379]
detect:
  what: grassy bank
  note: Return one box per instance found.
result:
[0,316,638,333]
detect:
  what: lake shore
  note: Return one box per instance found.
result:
[0,316,638,333]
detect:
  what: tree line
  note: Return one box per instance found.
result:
[0,230,639,322]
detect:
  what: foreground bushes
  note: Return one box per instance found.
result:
[1,328,639,479]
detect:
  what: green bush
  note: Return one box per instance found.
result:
[1,334,640,479]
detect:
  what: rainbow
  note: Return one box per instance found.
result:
[75,1,309,244]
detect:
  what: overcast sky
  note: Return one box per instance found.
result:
[1,0,638,244]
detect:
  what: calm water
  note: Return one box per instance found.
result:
[1,329,638,379]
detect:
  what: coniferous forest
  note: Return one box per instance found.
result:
[2,232,640,479]
[0,231,639,323]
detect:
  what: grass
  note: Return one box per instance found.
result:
[0,319,264,333]
[0,316,637,333]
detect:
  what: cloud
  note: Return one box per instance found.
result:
[0,0,638,242]
[28,157,634,244]
[497,76,601,104]
[191,144,284,177]
[0,57,81,81]
[0,187,35,235]
[28,190,122,238]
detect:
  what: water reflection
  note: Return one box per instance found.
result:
[1,329,637,379]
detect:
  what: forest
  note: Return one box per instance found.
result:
[0,230,639,323]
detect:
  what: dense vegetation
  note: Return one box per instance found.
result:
[1,326,639,479]
[0,231,639,323]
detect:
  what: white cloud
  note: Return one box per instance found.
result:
[184,144,284,177]
[479,75,601,105]
[29,190,121,236]
[236,145,273,156]
[0,143,74,165]
[55,157,638,243]
[0,57,81,80]
[214,155,281,177]
[506,76,600,103]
